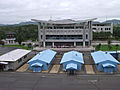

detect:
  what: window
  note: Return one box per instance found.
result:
[86,34,88,39]
[24,55,27,59]
[85,42,89,46]
[76,42,83,46]
[18,58,22,63]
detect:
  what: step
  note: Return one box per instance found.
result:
[85,65,95,74]
[49,65,60,73]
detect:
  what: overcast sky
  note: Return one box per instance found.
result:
[0,0,120,24]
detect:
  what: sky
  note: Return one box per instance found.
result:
[0,0,120,24]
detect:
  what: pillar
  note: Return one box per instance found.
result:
[88,21,92,46]
[83,23,86,47]
[74,42,76,47]
[52,42,54,48]
[38,22,41,47]
[43,42,46,47]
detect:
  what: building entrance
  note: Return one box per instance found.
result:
[54,42,74,48]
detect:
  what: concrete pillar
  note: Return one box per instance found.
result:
[83,42,85,47]
[38,22,41,47]
[83,23,86,47]
[43,24,46,48]
[13,40,15,44]
[88,21,92,46]
[52,42,54,48]
[43,42,46,47]
[74,42,76,47]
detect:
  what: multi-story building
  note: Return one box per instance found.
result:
[6,31,16,44]
[32,19,96,48]
[92,22,113,33]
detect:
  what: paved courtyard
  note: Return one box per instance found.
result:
[0,72,120,90]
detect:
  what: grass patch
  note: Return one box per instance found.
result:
[0,45,32,50]
[94,45,120,51]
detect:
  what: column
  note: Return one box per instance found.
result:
[43,42,46,47]
[74,42,76,47]
[43,23,46,48]
[52,42,54,48]
[83,23,86,47]
[38,22,41,47]
[88,21,92,46]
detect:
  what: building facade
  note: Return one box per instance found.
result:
[32,19,96,48]
[6,32,16,44]
[0,49,31,71]
[92,23,113,33]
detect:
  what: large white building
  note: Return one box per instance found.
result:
[32,18,96,48]
[0,49,31,71]
[92,22,113,33]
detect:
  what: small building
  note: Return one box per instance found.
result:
[6,32,16,44]
[28,49,57,72]
[91,51,120,74]
[92,22,113,33]
[0,49,31,71]
[60,51,84,74]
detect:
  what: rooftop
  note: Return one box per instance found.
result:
[31,18,97,25]
[0,49,31,62]
[28,49,57,64]
[91,51,119,64]
[60,51,84,64]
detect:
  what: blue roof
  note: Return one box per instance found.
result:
[66,63,77,70]
[91,51,119,64]
[102,63,115,67]
[60,51,84,64]
[28,49,57,64]
[31,63,43,67]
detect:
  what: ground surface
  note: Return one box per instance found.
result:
[0,72,120,90]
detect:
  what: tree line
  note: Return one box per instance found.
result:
[0,24,38,44]
[0,24,120,45]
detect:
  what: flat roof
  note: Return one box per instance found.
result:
[60,51,84,64]
[31,18,97,24]
[91,51,119,64]
[0,49,31,62]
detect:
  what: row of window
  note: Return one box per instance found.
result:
[45,35,88,40]
[45,42,89,46]
[17,55,27,63]
[44,26,84,29]
[93,28,111,30]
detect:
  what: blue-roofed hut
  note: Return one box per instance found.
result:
[91,51,120,74]
[60,51,84,74]
[28,49,57,72]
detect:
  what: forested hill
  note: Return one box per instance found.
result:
[0,24,38,41]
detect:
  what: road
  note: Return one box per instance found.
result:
[0,72,120,90]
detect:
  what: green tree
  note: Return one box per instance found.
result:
[96,43,101,51]
[107,38,112,50]
[16,27,24,45]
